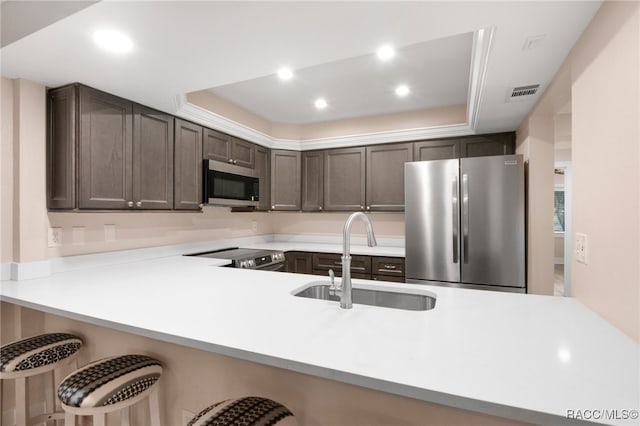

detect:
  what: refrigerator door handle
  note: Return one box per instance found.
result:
[462,173,469,263]
[452,175,459,263]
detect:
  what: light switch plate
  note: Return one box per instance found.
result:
[47,227,62,247]
[575,232,588,264]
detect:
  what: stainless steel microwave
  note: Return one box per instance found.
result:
[203,160,259,207]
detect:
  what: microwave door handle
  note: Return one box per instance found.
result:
[452,175,459,263]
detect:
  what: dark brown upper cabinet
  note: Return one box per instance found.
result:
[255,146,271,211]
[174,119,203,210]
[301,151,324,212]
[324,147,366,211]
[203,129,255,168]
[270,150,301,211]
[77,86,133,210]
[48,84,177,210]
[133,104,174,210]
[458,133,515,158]
[413,138,459,161]
[366,143,413,211]
[203,128,231,163]
[47,85,77,210]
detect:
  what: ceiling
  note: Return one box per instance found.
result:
[1,1,602,137]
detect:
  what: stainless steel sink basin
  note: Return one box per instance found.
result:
[293,282,436,311]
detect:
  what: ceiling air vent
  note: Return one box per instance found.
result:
[506,84,540,102]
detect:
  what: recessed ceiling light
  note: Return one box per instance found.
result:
[92,29,133,53]
[314,98,328,110]
[395,84,410,97]
[376,44,395,61]
[277,67,293,81]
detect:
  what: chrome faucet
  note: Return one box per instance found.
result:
[333,212,377,309]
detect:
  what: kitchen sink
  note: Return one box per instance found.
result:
[293,281,436,311]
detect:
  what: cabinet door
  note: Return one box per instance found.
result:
[255,146,271,211]
[366,143,413,211]
[203,128,231,163]
[174,119,203,210]
[133,105,174,210]
[324,147,366,211]
[302,151,324,212]
[459,133,515,158]
[47,85,77,209]
[78,86,133,209]
[285,252,313,274]
[230,137,255,168]
[413,139,459,161]
[270,150,301,211]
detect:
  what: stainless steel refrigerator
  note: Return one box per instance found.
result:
[405,155,525,292]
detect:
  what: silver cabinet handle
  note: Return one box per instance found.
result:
[127,201,134,208]
[136,201,142,208]
[271,205,275,209]
[360,205,364,210]
[383,264,397,270]
[233,160,238,165]
[366,206,371,210]
[462,173,469,264]
[199,203,204,208]
[228,158,234,164]
[452,175,459,263]
[334,261,342,266]
[319,206,323,211]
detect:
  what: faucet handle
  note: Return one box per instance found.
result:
[328,269,340,296]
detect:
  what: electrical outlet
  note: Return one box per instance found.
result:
[47,227,62,247]
[181,410,195,426]
[575,232,588,264]
[72,226,85,246]
[104,224,116,242]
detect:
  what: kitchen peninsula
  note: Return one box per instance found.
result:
[1,237,637,426]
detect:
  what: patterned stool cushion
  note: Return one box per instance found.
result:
[57,354,162,408]
[187,396,297,426]
[0,333,82,375]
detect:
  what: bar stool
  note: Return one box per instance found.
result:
[187,396,297,426]
[0,332,83,426]
[57,354,162,426]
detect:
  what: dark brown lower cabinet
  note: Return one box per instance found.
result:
[285,252,313,274]
[285,251,405,282]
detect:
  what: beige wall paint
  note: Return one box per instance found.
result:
[569,0,639,341]
[516,115,555,296]
[12,79,48,263]
[0,303,533,426]
[270,212,404,239]
[47,209,273,257]
[1,78,14,264]
[187,89,466,142]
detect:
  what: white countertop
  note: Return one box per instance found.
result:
[1,240,638,425]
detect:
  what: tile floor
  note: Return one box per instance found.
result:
[554,264,564,296]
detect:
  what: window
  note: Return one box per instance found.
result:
[554,189,565,232]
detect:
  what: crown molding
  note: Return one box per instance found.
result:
[174,28,493,151]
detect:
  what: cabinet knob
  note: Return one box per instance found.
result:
[360,205,364,210]
[233,160,238,165]
[271,205,275,209]
[127,201,134,208]
[199,203,204,208]
[319,206,323,211]
[136,201,142,208]
[366,206,371,210]
[228,159,234,164]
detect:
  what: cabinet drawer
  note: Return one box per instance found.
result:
[312,253,371,274]
[371,256,405,277]
[372,274,405,283]
[312,269,370,280]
